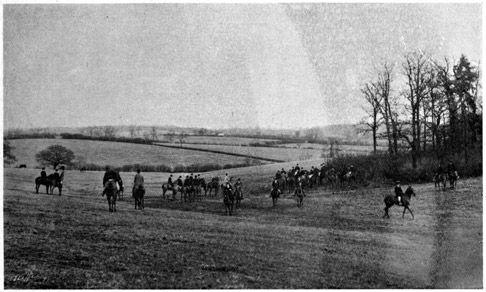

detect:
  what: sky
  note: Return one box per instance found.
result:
[3,3,482,130]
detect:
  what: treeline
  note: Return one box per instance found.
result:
[60,133,153,145]
[74,161,263,173]
[324,52,483,187]
[324,151,482,188]
[5,133,56,140]
[361,52,481,170]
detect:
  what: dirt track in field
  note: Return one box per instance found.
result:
[3,168,482,288]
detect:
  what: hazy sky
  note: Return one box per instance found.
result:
[3,3,482,130]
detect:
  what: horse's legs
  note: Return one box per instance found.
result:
[383,207,390,218]
[403,206,414,219]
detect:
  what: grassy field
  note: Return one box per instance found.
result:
[156,142,325,162]
[4,166,482,289]
[7,139,267,169]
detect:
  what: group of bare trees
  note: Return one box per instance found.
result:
[362,52,481,168]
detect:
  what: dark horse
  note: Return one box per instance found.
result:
[234,185,243,209]
[434,173,447,191]
[35,174,62,195]
[207,177,220,197]
[448,171,459,190]
[270,186,280,207]
[162,183,180,200]
[223,186,235,216]
[133,185,145,210]
[383,185,416,219]
[294,183,305,207]
[104,179,117,212]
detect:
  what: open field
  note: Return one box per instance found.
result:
[4,167,482,289]
[7,139,267,169]
[156,142,325,162]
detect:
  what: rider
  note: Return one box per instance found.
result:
[447,161,457,177]
[223,173,233,191]
[348,164,355,175]
[394,181,404,205]
[176,176,183,187]
[133,169,145,196]
[271,177,281,197]
[436,164,444,180]
[102,166,121,196]
[53,168,60,180]
[235,178,243,199]
[40,167,47,178]
[168,174,174,188]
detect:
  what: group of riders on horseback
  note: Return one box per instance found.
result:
[270,163,356,196]
[434,161,459,190]
[35,166,65,195]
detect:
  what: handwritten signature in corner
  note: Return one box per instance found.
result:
[11,272,48,284]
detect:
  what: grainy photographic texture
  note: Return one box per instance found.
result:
[3,3,482,289]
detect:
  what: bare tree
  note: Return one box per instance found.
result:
[374,62,399,155]
[129,125,138,139]
[360,82,383,155]
[399,51,433,168]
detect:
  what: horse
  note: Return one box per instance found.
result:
[285,171,297,194]
[308,172,319,189]
[448,171,459,190]
[133,185,145,210]
[104,179,118,212]
[35,176,52,194]
[234,185,243,208]
[194,184,203,202]
[35,174,62,195]
[162,183,180,200]
[270,186,281,207]
[277,175,287,193]
[199,178,208,197]
[325,169,338,188]
[434,173,447,191]
[294,183,305,207]
[383,185,416,219]
[319,166,327,185]
[117,183,124,201]
[222,186,235,216]
[207,177,220,197]
[182,185,195,203]
[50,171,64,196]
[339,170,356,188]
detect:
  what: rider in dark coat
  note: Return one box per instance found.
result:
[40,167,47,178]
[168,175,173,188]
[447,161,457,176]
[102,166,121,196]
[176,176,183,187]
[394,181,404,205]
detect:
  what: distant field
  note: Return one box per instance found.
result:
[156,143,324,162]
[114,131,279,145]
[279,143,384,155]
[7,139,267,169]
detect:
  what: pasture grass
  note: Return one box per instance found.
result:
[4,168,483,289]
[7,139,265,169]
